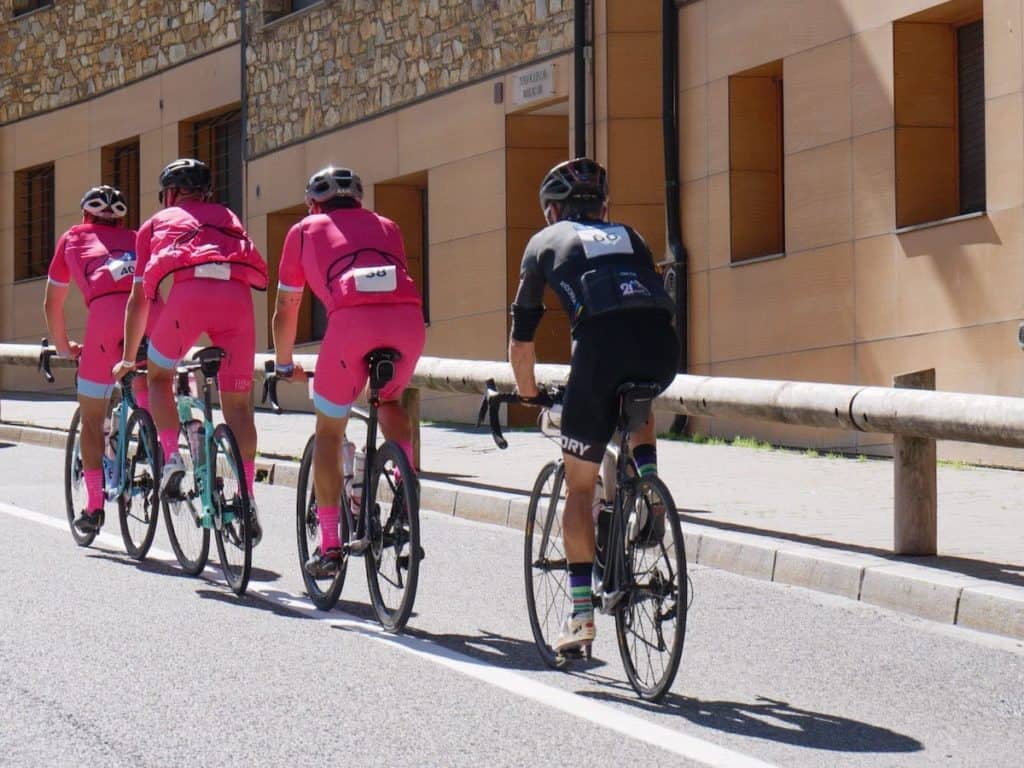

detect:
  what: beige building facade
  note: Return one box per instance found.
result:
[2,0,1022,463]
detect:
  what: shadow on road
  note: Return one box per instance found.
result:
[579,691,923,753]
[372,626,557,673]
[195,587,319,619]
[681,513,1024,588]
[86,550,204,581]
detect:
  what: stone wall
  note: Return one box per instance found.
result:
[0,1,239,123]
[246,0,574,155]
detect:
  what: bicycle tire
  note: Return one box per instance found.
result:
[364,441,420,632]
[63,408,97,547]
[117,408,161,560]
[614,475,687,702]
[296,434,349,610]
[523,460,570,669]
[213,423,253,596]
[162,429,210,575]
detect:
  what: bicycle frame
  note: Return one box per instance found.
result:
[103,372,145,502]
[174,369,232,529]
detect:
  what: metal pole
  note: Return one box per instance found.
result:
[574,0,587,157]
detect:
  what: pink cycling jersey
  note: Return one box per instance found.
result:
[136,201,267,300]
[277,207,421,313]
[47,222,138,305]
[278,206,424,415]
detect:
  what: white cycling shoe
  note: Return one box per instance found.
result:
[160,453,186,498]
[553,613,596,653]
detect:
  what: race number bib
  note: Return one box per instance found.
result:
[573,224,633,259]
[106,254,136,281]
[352,265,398,293]
[195,262,232,280]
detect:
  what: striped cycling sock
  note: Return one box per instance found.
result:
[633,443,658,478]
[568,562,593,618]
[84,469,104,512]
[318,506,341,551]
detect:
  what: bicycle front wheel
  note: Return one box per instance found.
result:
[163,430,210,575]
[63,408,96,547]
[614,476,687,702]
[212,424,253,596]
[364,442,420,632]
[523,460,570,669]
[296,435,349,610]
[117,408,161,560]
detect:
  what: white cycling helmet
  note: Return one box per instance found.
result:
[80,185,128,219]
[305,166,363,206]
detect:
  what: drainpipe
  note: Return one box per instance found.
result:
[240,0,249,165]
[663,0,689,432]
[574,0,587,157]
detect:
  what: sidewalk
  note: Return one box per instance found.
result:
[2,393,1022,640]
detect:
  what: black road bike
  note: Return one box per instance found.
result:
[479,379,688,701]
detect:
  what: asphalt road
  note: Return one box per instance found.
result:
[1,441,1022,767]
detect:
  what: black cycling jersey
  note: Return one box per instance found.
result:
[511,219,674,341]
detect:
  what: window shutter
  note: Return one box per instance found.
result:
[957,20,985,215]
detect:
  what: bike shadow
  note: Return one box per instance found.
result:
[398,626,582,673]
[194,587,319,619]
[577,690,923,754]
[86,550,203,581]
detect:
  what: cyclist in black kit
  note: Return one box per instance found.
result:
[509,157,680,653]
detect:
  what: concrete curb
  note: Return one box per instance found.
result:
[4,421,1023,642]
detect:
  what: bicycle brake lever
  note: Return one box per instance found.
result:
[38,338,55,384]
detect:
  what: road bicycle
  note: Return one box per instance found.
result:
[479,378,687,701]
[39,339,161,558]
[263,348,422,632]
[161,346,254,596]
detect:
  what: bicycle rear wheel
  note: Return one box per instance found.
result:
[213,423,253,596]
[614,476,687,702]
[523,460,570,669]
[364,442,420,632]
[296,435,349,610]
[117,408,161,560]
[63,408,97,547]
[163,431,210,575]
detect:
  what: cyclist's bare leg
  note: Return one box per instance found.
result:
[562,454,599,563]
[378,399,416,469]
[77,394,107,472]
[146,362,179,444]
[220,390,257,464]
[627,412,657,453]
[313,411,349,508]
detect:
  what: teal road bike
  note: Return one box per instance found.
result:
[40,339,162,558]
[162,346,254,596]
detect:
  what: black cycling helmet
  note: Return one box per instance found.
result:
[305,166,363,206]
[158,158,212,202]
[80,185,128,219]
[538,157,609,216]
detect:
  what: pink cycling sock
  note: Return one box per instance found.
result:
[84,469,104,512]
[134,388,149,411]
[397,440,415,472]
[158,430,179,460]
[318,506,341,551]
[243,461,256,496]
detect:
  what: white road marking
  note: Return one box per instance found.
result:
[0,500,778,768]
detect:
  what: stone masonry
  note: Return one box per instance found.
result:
[246,0,574,155]
[0,1,239,123]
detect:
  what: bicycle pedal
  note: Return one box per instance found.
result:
[344,536,370,556]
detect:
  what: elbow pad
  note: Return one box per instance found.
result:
[510,304,545,342]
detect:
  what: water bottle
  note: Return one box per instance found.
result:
[102,417,117,489]
[185,419,205,465]
[349,448,366,517]
[341,438,356,500]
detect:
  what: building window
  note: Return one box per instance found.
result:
[263,0,321,24]
[728,60,784,262]
[894,2,984,228]
[375,173,430,323]
[13,1,52,17]
[102,139,141,231]
[182,108,243,215]
[14,163,55,281]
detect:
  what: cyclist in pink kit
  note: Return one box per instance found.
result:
[44,185,151,533]
[113,158,268,542]
[272,166,424,577]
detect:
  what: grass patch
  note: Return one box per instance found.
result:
[938,459,972,470]
[731,436,773,451]
[804,448,819,458]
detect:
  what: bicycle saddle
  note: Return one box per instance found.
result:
[192,346,227,377]
[616,381,661,433]
[366,348,401,390]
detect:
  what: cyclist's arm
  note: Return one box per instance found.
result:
[43,235,77,358]
[508,248,546,399]
[121,282,150,367]
[272,224,306,367]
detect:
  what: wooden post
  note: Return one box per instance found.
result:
[401,387,421,471]
[893,369,937,555]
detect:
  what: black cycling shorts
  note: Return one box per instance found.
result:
[560,310,679,463]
